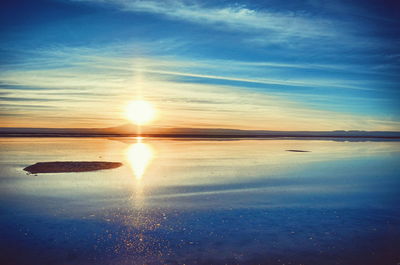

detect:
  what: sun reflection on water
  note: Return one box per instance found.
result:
[127,137,153,180]
[127,137,153,179]
[121,138,168,260]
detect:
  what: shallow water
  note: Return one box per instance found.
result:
[0,137,399,264]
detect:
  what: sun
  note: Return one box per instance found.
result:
[126,100,155,125]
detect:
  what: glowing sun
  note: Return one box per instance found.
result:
[126,100,155,125]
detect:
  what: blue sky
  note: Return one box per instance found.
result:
[1,0,399,130]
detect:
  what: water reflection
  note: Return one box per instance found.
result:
[122,138,168,262]
[126,137,153,180]
[1,138,400,264]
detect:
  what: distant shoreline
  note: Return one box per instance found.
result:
[1,133,400,140]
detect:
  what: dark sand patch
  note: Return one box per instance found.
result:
[286,150,310,152]
[23,161,123,174]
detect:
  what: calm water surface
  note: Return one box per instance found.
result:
[0,138,399,264]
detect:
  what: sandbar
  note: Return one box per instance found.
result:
[24,161,123,174]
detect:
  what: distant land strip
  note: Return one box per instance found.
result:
[1,132,400,140]
[1,126,400,139]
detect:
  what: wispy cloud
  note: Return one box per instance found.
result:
[0,97,63,102]
[71,0,339,42]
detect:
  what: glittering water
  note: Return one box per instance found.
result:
[0,137,399,264]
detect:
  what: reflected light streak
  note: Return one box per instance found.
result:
[127,138,153,180]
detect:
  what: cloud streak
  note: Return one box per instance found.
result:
[72,0,339,42]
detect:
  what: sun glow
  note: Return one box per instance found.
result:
[126,100,155,125]
[127,138,153,180]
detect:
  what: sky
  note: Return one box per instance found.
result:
[0,0,399,130]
